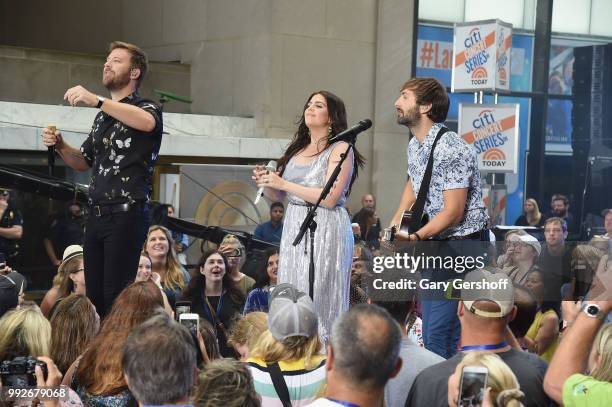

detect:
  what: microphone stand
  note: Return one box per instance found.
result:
[293,138,356,299]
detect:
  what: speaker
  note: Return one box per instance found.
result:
[571,44,612,230]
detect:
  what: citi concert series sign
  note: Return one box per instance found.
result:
[458,104,519,173]
[451,19,512,92]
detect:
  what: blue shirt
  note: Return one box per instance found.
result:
[407,123,488,239]
[254,220,283,244]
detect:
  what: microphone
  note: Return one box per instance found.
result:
[254,160,278,204]
[328,119,372,143]
[47,125,56,176]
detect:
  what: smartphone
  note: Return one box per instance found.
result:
[179,313,199,336]
[459,365,488,407]
[175,301,191,322]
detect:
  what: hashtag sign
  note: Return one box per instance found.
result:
[420,41,434,68]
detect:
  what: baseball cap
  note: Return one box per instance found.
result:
[58,245,83,273]
[461,268,514,318]
[267,283,318,341]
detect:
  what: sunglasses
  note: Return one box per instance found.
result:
[227,248,243,258]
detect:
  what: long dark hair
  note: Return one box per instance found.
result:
[276,90,365,195]
[353,208,376,239]
[253,248,280,290]
[183,250,244,305]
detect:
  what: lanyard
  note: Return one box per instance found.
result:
[460,341,508,351]
[326,399,361,407]
[203,292,224,323]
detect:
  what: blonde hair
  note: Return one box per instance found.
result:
[590,323,612,382]
[193,358,261,407]
[145,225,185,291]
[220,234,246,269]
[524,198,542,226]
[455,352,524,407]
[249,330,323,370]
[0,308,51,361]
[227,312,268,350]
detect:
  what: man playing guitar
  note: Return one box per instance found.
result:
[388,77,489,358]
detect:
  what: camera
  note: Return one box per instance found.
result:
[0,356,48,386]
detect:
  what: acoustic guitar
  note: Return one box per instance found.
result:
[382,204,428,241]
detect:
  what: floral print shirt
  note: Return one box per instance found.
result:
[80,93,162,205]
[407,122,488,239]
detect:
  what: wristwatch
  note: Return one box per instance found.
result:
[96,95,106,109]
[582,303,607,320]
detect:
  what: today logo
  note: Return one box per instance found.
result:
[471,66,488,85]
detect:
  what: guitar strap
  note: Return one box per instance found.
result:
[408,126,449,231]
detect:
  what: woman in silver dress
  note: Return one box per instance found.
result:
[253,90,365,341]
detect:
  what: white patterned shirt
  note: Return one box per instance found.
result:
[407,123,488,239]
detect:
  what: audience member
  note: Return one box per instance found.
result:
[508,285,538,341]
[0,273,19,317]
[514,198,545,227]
[244,248,278,314]
[228,311,268,361]
[603,208,612,238]
[193,358,261,407]
[0,188,23,268]
[544,300,612,405]
[50,293,100,374]
[247,283,326,406]
[0,307,51,361]
[501,233,541,286]
[405,269,552,407]
[66,281,164,406]
[569,236,608,298]
[349,243,373,307]
[43,202,85,267]
[183,250,245,357]
[308,303,402,407]
[447,352,525,407]
[548,194,575,233]
[352,194,381,246]
[254,202,284,244]
[522,270,559,362]
[352,208,380,250]
[219,235,256,296]
[123,311,197,407]
[496,230,524,269]
[539,217,572,302]
[40,245,85,318]
[135,251,153,282]
[144,225,190,300]
[371,300,443,407]
[166,204,190,266]
[198,317,221,361]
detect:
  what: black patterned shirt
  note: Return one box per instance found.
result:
[80,93,162,205]
[407,122,488,239]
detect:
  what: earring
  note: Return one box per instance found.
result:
[328,126,333,137]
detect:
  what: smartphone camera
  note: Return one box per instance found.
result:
[459,365,488,407]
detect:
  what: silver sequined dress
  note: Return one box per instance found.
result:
[278,143,353,341]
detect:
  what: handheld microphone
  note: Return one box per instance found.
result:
[48,125,56,176]
[328,119,372,143]
[254,160,277,204]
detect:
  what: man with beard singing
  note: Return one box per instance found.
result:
[42,41,162,316]
[388,77,489,358]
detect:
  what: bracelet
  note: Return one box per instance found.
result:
[414,231,422,240]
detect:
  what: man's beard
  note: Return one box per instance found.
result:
[103,70,131,91]
[397,105,421,128]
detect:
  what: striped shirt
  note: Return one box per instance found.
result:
[247,355,327,407]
